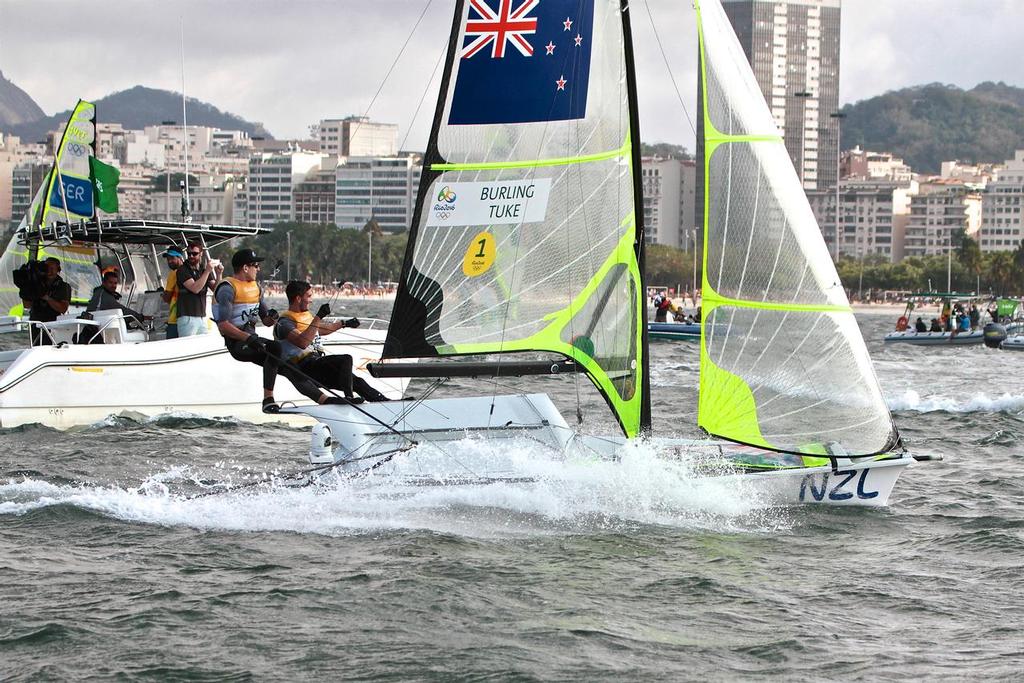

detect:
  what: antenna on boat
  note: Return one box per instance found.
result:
[179,16,192,223]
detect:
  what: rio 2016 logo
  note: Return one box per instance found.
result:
[437,186,457,204]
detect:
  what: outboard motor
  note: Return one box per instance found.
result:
[309,422,334,465]
[983,322,1007,349]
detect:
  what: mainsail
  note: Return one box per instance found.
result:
[36,100,98,227]
[695,0,898,457]
[382,0,648,437]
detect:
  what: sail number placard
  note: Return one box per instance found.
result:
[427,179,552,227]
[462,231,496,277]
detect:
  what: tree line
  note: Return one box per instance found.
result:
[221,223,1024,299]
[213,222,408,285]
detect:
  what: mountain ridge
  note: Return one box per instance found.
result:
[1,84,272,141]
[839,81,1024,174]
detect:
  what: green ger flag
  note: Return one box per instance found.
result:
[89,157,120,213]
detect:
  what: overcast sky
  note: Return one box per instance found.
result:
[1,1,1020,151]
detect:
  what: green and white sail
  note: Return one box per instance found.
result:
[383,0,649,437]
[38,99,97,227]
[4,99,102,311]
[695,0,898,457]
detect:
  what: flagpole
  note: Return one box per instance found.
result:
[180,16,191,222]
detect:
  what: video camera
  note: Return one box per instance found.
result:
[12,260,47,301]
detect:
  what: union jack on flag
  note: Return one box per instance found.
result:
[461,0,539,59]
[449,0,595,126]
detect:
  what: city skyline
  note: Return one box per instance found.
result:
[1,0,1020,151]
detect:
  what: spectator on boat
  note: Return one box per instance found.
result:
[959,313,971,333]
[652,293,678,323]
[694,306,702,323]
[83,271,150,343]
[914,317,927,333]
[929,318,942,333]
[969,305,980,330]
[273,280,389,405]
[161,248,183,339]
[176,242,223,337]
[26,257,71,346]
[214,248,283,413]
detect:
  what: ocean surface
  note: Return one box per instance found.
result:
[1,303,1022,680]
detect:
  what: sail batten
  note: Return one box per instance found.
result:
[384,0,647,436]
[696,0,898,457]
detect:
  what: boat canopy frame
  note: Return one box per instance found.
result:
[16,218,270,252]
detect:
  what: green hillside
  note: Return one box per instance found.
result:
[840,82,1024,174]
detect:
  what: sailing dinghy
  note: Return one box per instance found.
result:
[281,0,924,506]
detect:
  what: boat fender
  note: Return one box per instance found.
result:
[895,316,908,331]
[983,322,1007,349]
[309,422,334,465]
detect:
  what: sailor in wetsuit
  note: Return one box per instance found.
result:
[273,280,390,405]
[214,248,283,413]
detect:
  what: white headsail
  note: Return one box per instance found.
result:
[696,0,898,457]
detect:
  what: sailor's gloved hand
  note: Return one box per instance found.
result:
[266,308,279,322]
[245,334,267,350]
[344,317,360,329]
[316,303,331,319]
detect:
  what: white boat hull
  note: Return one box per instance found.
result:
[0,329,407,429]
[284,394,912,508]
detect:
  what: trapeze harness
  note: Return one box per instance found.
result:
[277,310,325,364]
[216,277,262,334]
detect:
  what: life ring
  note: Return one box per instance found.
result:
[895,316,908,331]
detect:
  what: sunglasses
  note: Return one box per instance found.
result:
[188,251,202,256]
[246,262,261,268]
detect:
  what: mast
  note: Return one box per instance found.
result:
[620,0,651,435]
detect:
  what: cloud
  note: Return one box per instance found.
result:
[0,0,1018,151]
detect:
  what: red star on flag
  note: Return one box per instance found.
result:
[563,16,572,31]
[574,33,583,46]
[545,41,555,55]
[556,75,567,91]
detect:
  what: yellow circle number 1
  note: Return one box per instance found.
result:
[462,231,496,277]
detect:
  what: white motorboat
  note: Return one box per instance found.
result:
[1,218,407,430]
[273,0,925,506]
[1,100,404,429]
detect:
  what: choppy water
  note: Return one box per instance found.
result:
[2,305,1022,679]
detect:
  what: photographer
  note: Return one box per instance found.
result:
[20,257,71,346]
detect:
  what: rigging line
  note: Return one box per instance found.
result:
[482,0,590,427]
[420,166,621,328]
[395,37,448,155]
[725,165,762,370]
[262,346,416,444]
[350,0,436,143]
[641,0,696,139]
[414,122,606,302]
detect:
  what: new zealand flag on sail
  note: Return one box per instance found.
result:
[448,0,595,125]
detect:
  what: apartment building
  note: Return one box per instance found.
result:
[723,0,842,190]
[978,150,1024,252]
[901,180,982,259]
[248,150,326,229]
[335,155,420,232]
[317,117,398,157]
[640,157,697,249]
